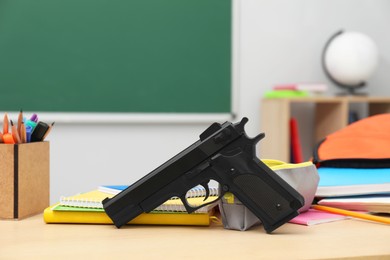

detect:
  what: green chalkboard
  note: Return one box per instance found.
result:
[0,0,231,113]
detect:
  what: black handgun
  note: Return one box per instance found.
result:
[103,117,304,233]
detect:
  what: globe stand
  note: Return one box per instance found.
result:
[335,88,368,96]
[334,82,368,96]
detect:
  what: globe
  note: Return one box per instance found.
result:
[322,30,379,95]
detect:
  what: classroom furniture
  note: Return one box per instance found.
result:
[1,214,389,259]
[0,0,231,114]
[260,96,390,162]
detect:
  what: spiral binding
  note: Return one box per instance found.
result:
[185,185,219,198]
[60,196,103,208]
[59,185,219,211]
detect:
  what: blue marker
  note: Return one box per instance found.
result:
[26,125,33,143]
[25,114,38,131]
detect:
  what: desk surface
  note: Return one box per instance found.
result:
[1,215,390,259]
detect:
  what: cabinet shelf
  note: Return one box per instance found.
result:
[259,96,390,162]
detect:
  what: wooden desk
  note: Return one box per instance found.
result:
[1,215,389,259]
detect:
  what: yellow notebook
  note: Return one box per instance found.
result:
[43,206,215,226]
[44,190,218,226]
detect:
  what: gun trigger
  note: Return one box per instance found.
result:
[200,181,210,201]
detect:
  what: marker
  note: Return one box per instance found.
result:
[30,114,38,122]
[26,125,33,143]
[25,118,38,131]
[10,120,21,144]
[31,121,50,142]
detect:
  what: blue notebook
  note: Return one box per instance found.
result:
[98,185,128,194]
[316,167,390,197]
[318,168,390,186]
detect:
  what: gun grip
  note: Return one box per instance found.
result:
[231,174,303,233]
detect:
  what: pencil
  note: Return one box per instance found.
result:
[312,205,390,225]
[3,113,9,134]
[20,122,27,143]
[10,120,21,144]
[17,109,23,137]
[42,122,55,141]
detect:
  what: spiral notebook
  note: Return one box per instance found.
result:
[45,186,219,226]
[58,185,219,213]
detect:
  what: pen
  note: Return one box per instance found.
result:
[312,205,390,225]
[10,120,21,144]
[3,113,9,134]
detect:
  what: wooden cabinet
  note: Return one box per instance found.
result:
[259,96,390,162]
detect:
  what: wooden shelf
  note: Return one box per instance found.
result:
[259,96,390,162]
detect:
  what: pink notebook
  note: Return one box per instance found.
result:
[289,209,349,226]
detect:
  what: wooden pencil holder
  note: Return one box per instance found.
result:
[0,142,50,219]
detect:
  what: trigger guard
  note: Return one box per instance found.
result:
[180,190,221,214]
[179,195,197,214]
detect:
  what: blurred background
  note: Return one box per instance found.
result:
[49,0,390,202]
[2,0,390,203]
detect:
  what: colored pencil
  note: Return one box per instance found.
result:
[312,205,390,225]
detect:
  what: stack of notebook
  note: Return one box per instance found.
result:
[44,185,219,226]
[315,168,390,213]
[313,115,390,214]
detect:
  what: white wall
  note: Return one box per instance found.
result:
[49,0,390,203]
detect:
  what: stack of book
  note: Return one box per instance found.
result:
[264,83,328,98]
[312,114,390,219]
[44,185,219,226]
[315,167,390,213]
